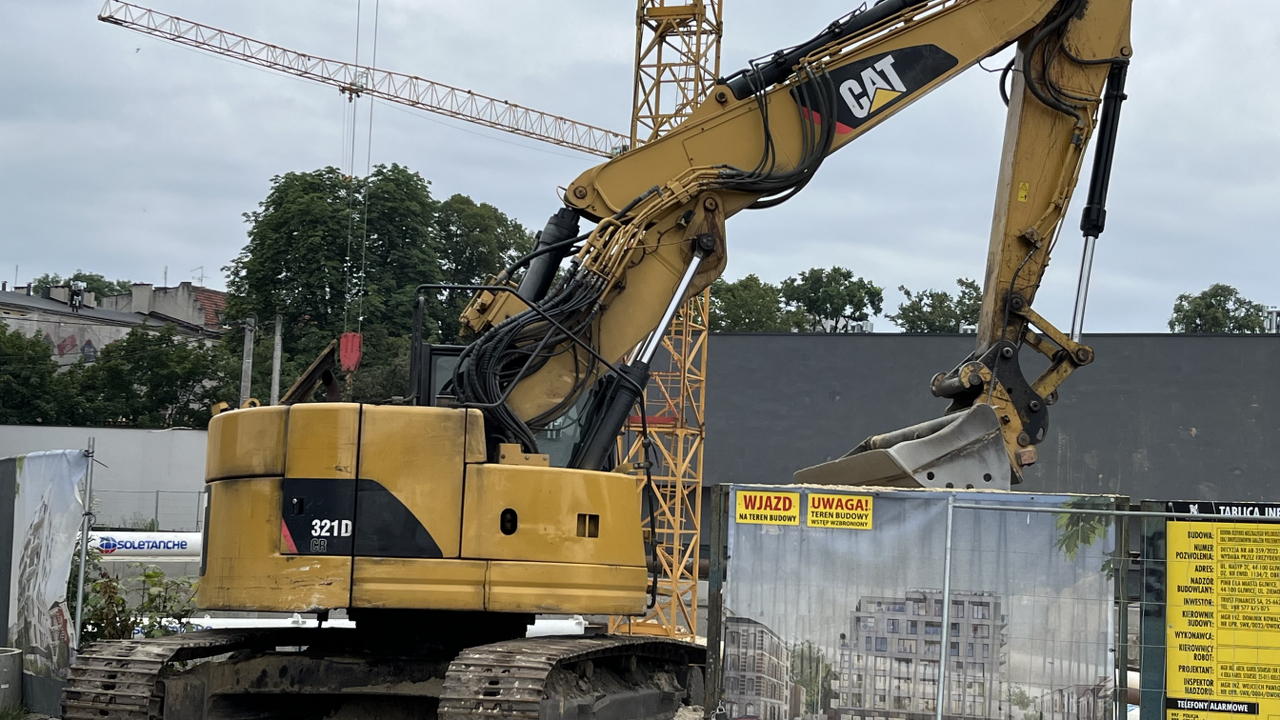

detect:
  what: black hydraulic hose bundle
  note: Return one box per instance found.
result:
[716,63,840,209]
[721,0,930,101]
[451,272,605,453]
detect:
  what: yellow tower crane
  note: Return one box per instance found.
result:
[97,0,628,158]
[612,0,723,641]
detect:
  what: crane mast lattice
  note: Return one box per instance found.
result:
[611,0,723,641]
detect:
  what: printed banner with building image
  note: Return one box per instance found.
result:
[8,450,86,706]
[721,486,1120,720]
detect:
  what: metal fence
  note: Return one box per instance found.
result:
[707,486,1127,720]
[706,488,1280,720]
[92,489,206,531]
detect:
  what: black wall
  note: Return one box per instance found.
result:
[704,333,1280,503]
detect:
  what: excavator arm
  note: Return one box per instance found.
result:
[453,0,1133,481]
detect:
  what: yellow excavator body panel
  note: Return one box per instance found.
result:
[198,404,648,616]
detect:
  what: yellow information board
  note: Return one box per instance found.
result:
[806,493,873,529]
[1166,508,1280,720]
[735,490,800,525]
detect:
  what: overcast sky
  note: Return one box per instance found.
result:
[4,1,1279,332]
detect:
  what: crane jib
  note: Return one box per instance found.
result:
[793,45,958,133]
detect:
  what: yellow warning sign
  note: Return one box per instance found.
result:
[1166,514,1280,720]
[1017,181,1030,202]
[735,491,800,525]
[806,493,874,529]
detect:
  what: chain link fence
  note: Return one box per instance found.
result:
[92,489,207,531]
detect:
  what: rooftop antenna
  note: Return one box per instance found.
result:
[191,266,206,287]
[163,265,168,287]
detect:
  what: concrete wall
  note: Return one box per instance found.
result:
[0,426,207,530]
[704,333,1280,503]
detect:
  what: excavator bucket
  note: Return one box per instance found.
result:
[793,405,1013,491]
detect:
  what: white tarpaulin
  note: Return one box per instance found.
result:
[9,450,86,685]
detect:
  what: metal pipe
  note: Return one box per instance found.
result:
[638,253,704,364]
[1069,234,1097,343]
[269,315,282,405]
[935,492,956,720]
[74,437,96,652]
[517,208,580,304]
[238,316,256,408]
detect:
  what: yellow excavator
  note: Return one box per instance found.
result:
[64,0,1132,717]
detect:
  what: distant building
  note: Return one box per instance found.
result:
[0,282,226,366]
[833,590,1008,720]
[98,282,227,332]
[723,616,794,720]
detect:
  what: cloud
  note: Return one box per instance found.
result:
[3,0,1279,333]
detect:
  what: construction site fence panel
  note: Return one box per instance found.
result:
[707,486,1126,720]
[92,489,207,532]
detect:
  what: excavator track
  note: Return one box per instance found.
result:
[63,629,702,720]
[441,635,702,720]
[62,628,315,720]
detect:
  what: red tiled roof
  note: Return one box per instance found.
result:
[191,287,228,328]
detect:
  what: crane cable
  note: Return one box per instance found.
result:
[356,0,380,335]
[340,0,380,335]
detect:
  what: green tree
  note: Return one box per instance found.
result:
[225,166,387,353]
[432,193,534,342]
[709,274,788,332]
[888,278,981,333]
[32,271,132,298]
[69,325,226,428]
[223,164,532,403]
[780,267,883,332]
[0,322,73,424]
[1169,283,1267,333]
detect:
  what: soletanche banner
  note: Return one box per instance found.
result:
[9,451,87,696]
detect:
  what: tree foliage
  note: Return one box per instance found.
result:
[0,322,224,428]
[67,326,224,428]
[1169,283,1266,334]
[888,278,981,333]
[5,164,533,427]
[223,164,532,403]
[709,275,788,332]
[67,546,197,643]
[0,322,72,424]
[780,267,883,333]
[32,271,132,298]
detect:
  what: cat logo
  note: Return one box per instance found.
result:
[840,55,908,119]
[795,45,959,133]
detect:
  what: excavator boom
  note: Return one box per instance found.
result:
[458,0,1133,484]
